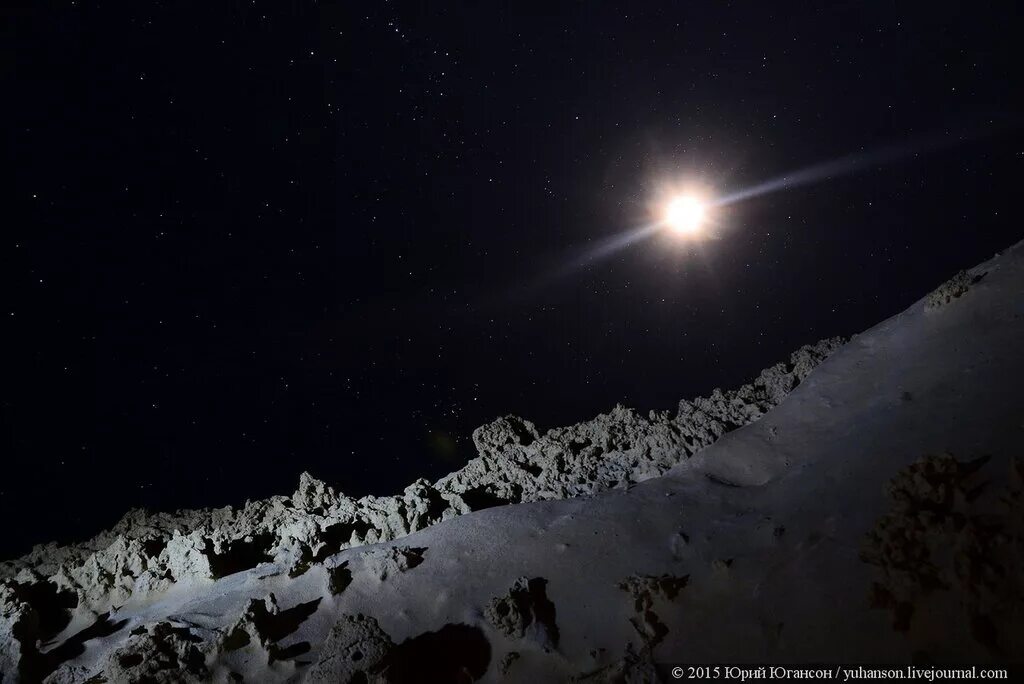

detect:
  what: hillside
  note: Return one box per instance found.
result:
[2,239,1022,682]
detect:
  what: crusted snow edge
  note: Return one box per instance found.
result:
[0,337,845,610]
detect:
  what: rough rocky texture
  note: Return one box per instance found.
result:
[15,611,127,683]
[0,337,841,622]
[440,337,843,506]
[303,618,495,684]
[0,585,33,679]
[221,593,321,664]
[925,268,988,309]
[361,546,426,582]
[304,614,393,683]
[91,621,209,683]
[617,574,689,613]
[1,240,1022,682]
[497,651,520,676]
[484,577,559,650]
[616,574,689,649]
[571,643,661,683]
[861,453,1024,656]
[324,560,352,596]
[0,337,843,682]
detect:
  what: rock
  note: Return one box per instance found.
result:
[222,593,322,664]
[362,546,426,581]
[0,241,1020,681]
[100,621,209,683]
[437,338,844,506]
[925,269,987,309]
[472,415,541,459]
[0,583,33,679]
[292,472,340,512]
[617,574,689,613]
[499,650,521,675]
[617,574,689,648]
[325,560,353,596]
[304,613,393,683]
[164,529,215,582]
[0,336,842,677]
[572,642,662,683]
[0,577,79,681]
[862,453,1024,655]
[485,576,559,649]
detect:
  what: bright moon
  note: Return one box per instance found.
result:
[664,195,707,235]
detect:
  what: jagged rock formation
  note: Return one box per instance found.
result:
[570,643,661,683]
[361,546,426,582]
[2,239,1021,682]
[925,268,988,309]
[861,453,1024,656]
[444,337,842,504]
[484,577,559,649]
[616,574,690,648]
[0,337,841,617]
[617,574,690,612]
[304,614,393,683]
[88,621,209,683]
[497,651,520,676]
[324,560,352,596]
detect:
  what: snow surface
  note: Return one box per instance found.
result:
[2,239,1022,682]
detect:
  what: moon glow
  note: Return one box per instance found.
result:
[664,195,707,235]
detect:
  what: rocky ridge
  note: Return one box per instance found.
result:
[0,243,1018,682]
[1,338,842,616]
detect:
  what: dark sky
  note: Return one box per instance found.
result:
[3,2,1021,558]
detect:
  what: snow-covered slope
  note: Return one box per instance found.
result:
[2,240,1022,682]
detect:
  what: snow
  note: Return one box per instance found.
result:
[3,240,1022,682]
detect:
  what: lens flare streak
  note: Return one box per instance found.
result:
[541,124,999,286]
[562,222,662,272]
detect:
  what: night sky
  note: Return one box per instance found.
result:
[4,2,1021,558]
